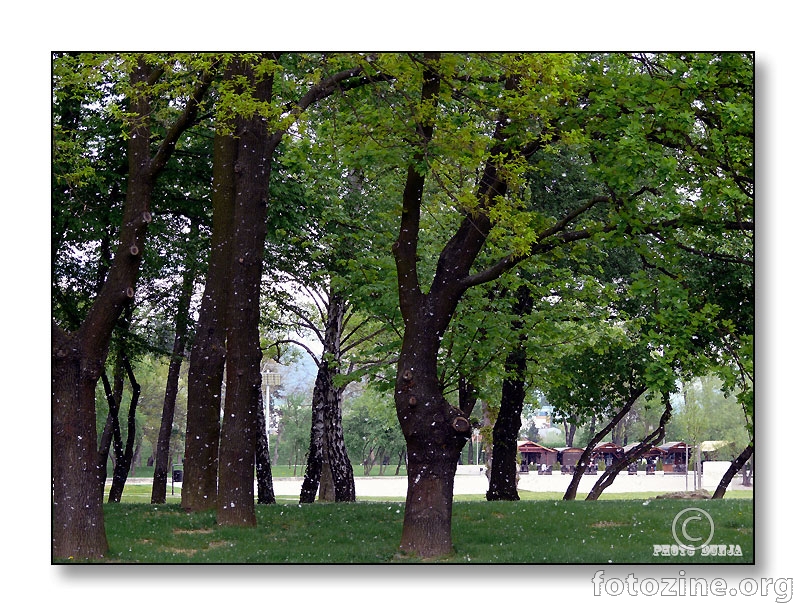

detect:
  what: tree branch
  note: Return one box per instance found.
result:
[392,52,441,321]
[341,325,387,355]
[150,61,219,175]
[267,339,322,369]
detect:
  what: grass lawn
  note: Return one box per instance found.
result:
[86,484,752,564]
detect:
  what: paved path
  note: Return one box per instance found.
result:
[270,470,748,498]
[119,465,751,499]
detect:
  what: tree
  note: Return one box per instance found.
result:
[52,54,216,558]
[106,356,141,502]
[297,288,358,502]
[52,51,753,561]
[180,128,234,512]
[255,381,276,504]
[213,56,278,527]
[585,392,674,501]
[181,53,387,517]
[262,107,400,504]
[712,443,754,499]
[486,283,533,500]
[379,53,585,556]
[345,52,753,556]
[151,219,202,503]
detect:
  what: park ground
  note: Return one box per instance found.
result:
[135,463,752,499]
[95,466,752,564]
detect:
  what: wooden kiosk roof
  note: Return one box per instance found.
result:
[517,440,557,454]
[623,443,664,458]
[659,441,688,452]
[593,442,624,454]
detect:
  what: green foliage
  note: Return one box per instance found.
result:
[55,53,754,543]
[271,392,314,471]
[342,386,405,470]
[666,375,752,454]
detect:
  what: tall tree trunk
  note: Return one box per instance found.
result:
[151,336,187,504]
[394,271,475,555]
[152,220,199,504]
[97,412,115,495]
[300,290,355,503]
[321,294,354,501]
[185,52,364,514]
[396,333,470,558]
[108,358,140,502]
[325,381,355,501]
[52,59,162,559]
[255,386,276,504]
[712,443,754,499]
[487,285,533,501]
[216,58,274,527]
[300,365,327,503]
[486,350,526,501]
[181,130,236,512]
[52,59,212,551]
[52,334,109,559]
[98,349,127,492]
[563,418,577,448]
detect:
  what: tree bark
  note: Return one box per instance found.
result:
[487,285,533,501]
[181,130,236,512]
[300,290,356,503]
[108,357,140,502]
[52,328,110,559]
[98,347,127,491]
[182,56,366,514]
[152,220,199,504]
[564,419,577,448]
[255,386,276,504]
[325,378,356,502]
[321,294,355,501]
[216,58,274,527]
[486,356,526,500]
[711,442,754,499]
[396,339,468,558]
[300,365,327,503]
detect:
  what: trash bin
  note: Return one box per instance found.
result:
[172,469,184,482]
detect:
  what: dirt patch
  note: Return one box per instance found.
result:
[160,546,199,556]
[655,489,711,500]
[173,528,214,535]
[590,520,627,528]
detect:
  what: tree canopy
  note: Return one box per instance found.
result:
[51,52,753,560]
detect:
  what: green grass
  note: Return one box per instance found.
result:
[90,485,752,564]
